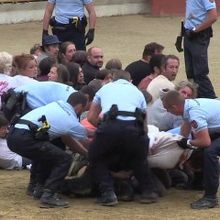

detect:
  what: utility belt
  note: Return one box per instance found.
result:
[50,16,87,32]
[102,104,146,134]
[183,26,213,39]
[15,115,50,141]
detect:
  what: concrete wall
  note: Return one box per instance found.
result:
[0,0,151,24]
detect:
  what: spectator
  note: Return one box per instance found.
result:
[58,41,76,64]
[48,63,70,84]
[82,47,103,84]
[72,50,87,67]
[66,62,86,90]
[125,42,164,86]
[105,58,122,70]
[37,56,57,81]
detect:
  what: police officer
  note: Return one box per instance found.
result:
[87,70,158,206]
[42,0,96,50]
[7,92,88,208]
[162,90,220,209]
[183,0,217,98]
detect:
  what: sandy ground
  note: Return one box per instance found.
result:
[0,15,220,219]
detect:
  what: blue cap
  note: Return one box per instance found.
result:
[42,35,61,46]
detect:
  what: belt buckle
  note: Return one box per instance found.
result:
[71,16,79,27]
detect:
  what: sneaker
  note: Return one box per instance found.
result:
[191,196,219,209]
[40,190,69,208]
[97,190,118,206]
[139,191,158,204]
[33,184,44,199]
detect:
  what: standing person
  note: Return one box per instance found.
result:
[87,70,158,206]
[183,0,217,98]
[42,0,96,50]
[162,90,220,209]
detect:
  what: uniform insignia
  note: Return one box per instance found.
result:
[191,120,198,129]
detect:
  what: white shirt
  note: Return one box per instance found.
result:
[0,138,22,169]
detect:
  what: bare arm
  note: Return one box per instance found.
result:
[61,135,88,157]
[87,102,102,127]
[195,8,217,32]
[189,128,211,147]
[180,121,192,138]
[85,2,96,29]
[42,2,55,32]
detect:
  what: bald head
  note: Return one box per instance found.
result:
[87,47,104,68]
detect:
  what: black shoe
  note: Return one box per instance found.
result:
[139,191,158,204]
[97,190,118,206]
[33,184,44,199]
[191,196,219,209]
[40,190,69,208]
[117,181,134,202]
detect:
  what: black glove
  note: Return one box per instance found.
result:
[177,138,193,150]
[175,36,183,52]
[85,29,95,46]
[42,29,49,44]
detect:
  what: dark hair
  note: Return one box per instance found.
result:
[0,113,9,127]
[52,63,70,84]
[39,57,57,76]
[141,90,152,103]
[105,58,122,70]
[58,41,75,63]
[95,69,111,80]
[66,62,81,85]
[162,55,180,68]
[72,50,87,67]
[149,54,165,73]
[67,91,88,108]
[142,42,164,58]
[80,85,96,102]
[88,79,103,93]
[30,43,42,55]
[112,70,131,81]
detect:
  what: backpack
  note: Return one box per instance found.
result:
[1,88,28,123]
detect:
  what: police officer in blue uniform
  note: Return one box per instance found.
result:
[42,0,96,50]
[7,92,88,208]
[87,70,158,206]
[162,90,220,209]
[15,81,76,110]
[183,0,217,98]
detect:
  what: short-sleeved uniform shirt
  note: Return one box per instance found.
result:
[184,0,216,29]
[48,0,93,24]
[183,98,220,134]
[15,81,76,109]
[93,79,147,120]
[15,100,86,140]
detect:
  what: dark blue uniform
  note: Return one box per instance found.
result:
[184,0,217,98]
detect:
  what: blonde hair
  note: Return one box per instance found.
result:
[0,51,13,74]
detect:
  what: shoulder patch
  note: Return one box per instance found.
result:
[191,120,198,129]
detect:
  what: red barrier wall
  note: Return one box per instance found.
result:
[151,0,220,16]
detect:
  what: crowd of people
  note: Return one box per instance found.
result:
[0,0,219,212]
